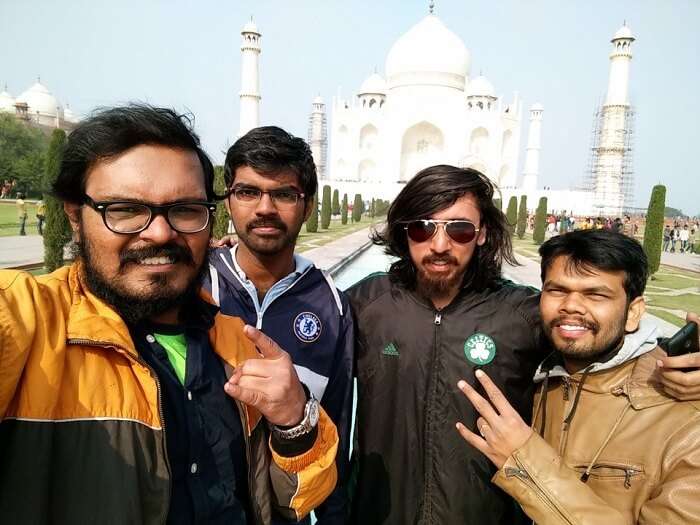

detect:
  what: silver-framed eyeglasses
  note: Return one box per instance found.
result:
[401,219,480,244]
[229,185,306,208]
[83,195,217,234]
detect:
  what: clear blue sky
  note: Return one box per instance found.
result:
[1,0,698,214]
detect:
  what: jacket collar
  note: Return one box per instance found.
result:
[64,261,137,355]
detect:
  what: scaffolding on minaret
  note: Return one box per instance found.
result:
[308,97,328,180]
[581,101,636,216]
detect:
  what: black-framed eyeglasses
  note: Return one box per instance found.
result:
[401,219,480,244]
[229,185,305,208]
[83,195,217,234]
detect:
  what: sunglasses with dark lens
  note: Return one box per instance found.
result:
[403,219,480,244]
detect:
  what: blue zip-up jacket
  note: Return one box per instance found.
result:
[203,246,354,525]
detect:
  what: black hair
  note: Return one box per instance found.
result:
[52,104,215,204]
[539,229,648,303]
[223,126,317,202]
[372,164,517,291]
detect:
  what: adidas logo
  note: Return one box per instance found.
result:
[382,342,399,357]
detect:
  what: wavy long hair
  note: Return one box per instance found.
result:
[372,165,517,291]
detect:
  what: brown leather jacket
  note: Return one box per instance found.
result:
[494,347,700,525]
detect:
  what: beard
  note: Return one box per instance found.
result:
[236,215,302,256]
[415,253,465,300]
[77,234,204,325]
[544,313,627,361]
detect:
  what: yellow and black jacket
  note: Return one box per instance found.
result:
[0,264,338,524]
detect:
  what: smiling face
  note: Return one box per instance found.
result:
[540,255,645,366]
[407,193,486,306]
[64,144,211,323]
[225,165,310,258]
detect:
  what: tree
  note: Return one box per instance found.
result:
[305,194,318,233]
[494,198,502,211]
[341,193,348,224]
[321,184,331,229]
[532,197,548,245]
[516,195,528,239]
[332,189,340,215]
[370,198,376,218]
[352,194,363,223]
[0,114,48,197]
[42,129,71,272]
[505,196,518,234]
[212,166,229,239]
[643,185,666,276]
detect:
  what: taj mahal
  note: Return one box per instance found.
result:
[237,7,637,216]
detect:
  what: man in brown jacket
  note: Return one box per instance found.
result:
[456,229,700,524]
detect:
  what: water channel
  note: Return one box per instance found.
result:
[333,244,394,291]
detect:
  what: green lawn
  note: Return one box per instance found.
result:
[296,217,380,252]
[0,200,39,237]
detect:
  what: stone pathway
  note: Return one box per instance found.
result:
[303,227,372,275]
[661,251,700,273]
[0,235,44,269]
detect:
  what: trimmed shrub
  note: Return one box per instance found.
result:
[321,184,331,229]
[505,196,517,234]
[352,194,363,223]
[643,185,666,276]
[532,197,548,245]
[516,195,528,239]
[212,166,229,239]
[305,194,319,233]
[332,189,340,215]
[43,129,71,272]
[341,193,348,224]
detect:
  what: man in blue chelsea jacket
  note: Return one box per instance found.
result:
[203,126,354,524]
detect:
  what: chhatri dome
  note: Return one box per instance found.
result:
[467,75,495,97]
[612,24,634,40]
[16,80,62,118]
[385,14,471,91]
[359,72,387,95]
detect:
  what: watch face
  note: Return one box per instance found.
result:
[308,399,320,427]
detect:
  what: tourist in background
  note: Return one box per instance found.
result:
[207,126,353,524]
[35,198,46,235]
[689,227,696,254]
[663,225,672,251]
[680,224,689,253]
[16,192,27,236]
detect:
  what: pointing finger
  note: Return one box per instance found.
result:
[243,325,284,359]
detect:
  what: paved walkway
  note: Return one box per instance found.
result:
[661,251,700,273]
[504,253,680,337]
[0,235,44,268]
[303,227,372,275]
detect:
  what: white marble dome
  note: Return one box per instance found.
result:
[613,24,634,40]
[359,73,387,95]
[467,75,495,97]
[0,88,15,113]
[385,15,470,90]
[16,81,62,117]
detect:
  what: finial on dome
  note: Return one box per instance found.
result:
[37,75,41,83]
[429,0,435,14]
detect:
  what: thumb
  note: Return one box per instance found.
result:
[243,325,285,359]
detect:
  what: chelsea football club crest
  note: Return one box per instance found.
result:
[293,312,322,343]
[464,333,497,365]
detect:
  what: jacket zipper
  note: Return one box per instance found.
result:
[574,463,641,488]
[236,400,265,525]
[419,311,443,523]
[558,376,573,456]
[67,338,172,524]
[504,465,572,523]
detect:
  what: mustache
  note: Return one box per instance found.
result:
[549,316,599,333]
[422,254,458,266]
[120,243,195,267]
[247,217,287,233]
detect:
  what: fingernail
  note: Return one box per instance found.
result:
[656,360,664,368]
[457,380,467,389]
[475,369,484,378]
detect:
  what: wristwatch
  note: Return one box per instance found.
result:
[270,389,320,440]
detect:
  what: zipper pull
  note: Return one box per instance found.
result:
[624,469,634,489]
[434,313,442,325]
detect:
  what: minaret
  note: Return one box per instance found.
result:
[590,23,636,216]
[239,18,261,137]
[308,96,328,180]
[521,103,543,191]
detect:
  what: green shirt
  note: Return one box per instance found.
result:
[154,332,187,385]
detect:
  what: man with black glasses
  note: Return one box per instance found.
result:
[347,165,542,524]
[204,126,354,524]
[0,106,339,524]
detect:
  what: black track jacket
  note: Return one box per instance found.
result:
[347,273,545,524]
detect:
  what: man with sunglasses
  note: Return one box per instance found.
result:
[204,126,354,524]
[0,106,339,523]
[347,165,543,524]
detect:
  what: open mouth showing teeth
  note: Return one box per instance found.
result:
[559,324,588,331]
[138,257,175,265]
